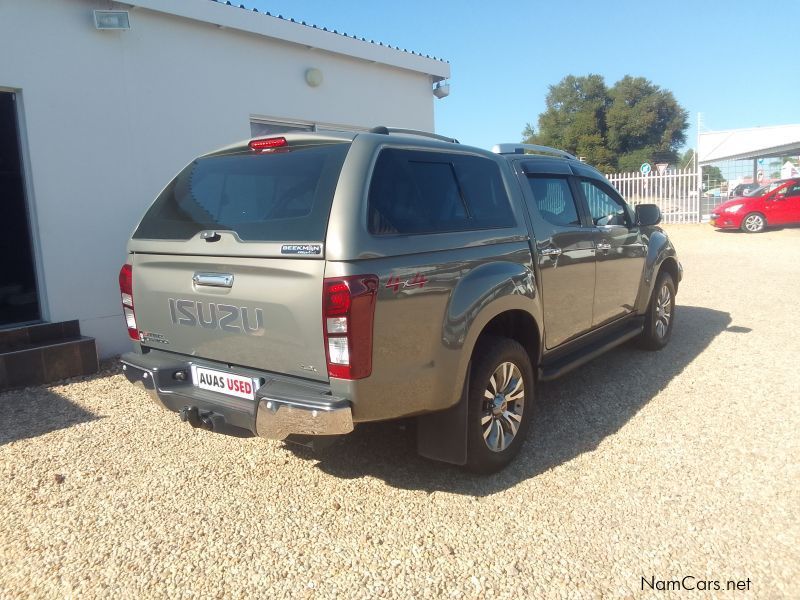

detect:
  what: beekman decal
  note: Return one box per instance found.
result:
[281,244,322,255]
[386,273,427,293]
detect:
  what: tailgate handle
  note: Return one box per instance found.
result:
[192,272,234,288]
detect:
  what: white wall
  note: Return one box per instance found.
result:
[0,0,438,357]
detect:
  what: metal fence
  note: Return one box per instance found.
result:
[606,169,701,223]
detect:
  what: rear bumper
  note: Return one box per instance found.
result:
[120,351,353,440]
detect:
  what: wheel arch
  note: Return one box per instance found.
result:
[658,256,680,293]
[449,295,542,407]
[417,306,541,467]
[472,310,540,370]
[634,230,680,313]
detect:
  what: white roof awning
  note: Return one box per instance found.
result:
[698,124,800,164]
[125,0,451,81]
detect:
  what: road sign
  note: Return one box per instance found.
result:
[655,163,668,175]
[640,163,652,175]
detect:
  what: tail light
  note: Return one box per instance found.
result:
[118,264,139,340]
[323,275,379,379]
[249,137,287,151]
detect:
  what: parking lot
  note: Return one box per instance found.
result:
[1,224,798,598]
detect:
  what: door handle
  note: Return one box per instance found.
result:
[596,242,611,252]
[540,247,562,257]
[192,272,234,288]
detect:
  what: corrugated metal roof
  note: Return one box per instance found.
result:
[698,124,800,164]
[209,0,449,63]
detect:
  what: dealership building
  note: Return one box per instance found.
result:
[0,0,450,383]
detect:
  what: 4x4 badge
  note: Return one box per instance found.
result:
[386,273,427,293]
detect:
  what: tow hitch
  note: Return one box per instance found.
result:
[179,406,213,430]
[178,406,253,438]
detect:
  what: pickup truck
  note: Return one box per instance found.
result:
[120,128,681,473]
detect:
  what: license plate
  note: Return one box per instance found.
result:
[191,365,259,400]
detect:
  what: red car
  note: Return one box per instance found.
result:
[711,178,800,232]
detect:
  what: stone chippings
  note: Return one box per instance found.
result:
[1,225,798,598]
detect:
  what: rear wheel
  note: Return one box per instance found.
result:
[639,271,676,350]
[465,337,534,473]
[741,212,766,233]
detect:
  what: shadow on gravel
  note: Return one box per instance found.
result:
[0,382,105,446]
[0,361,120,445]
[290,305,732,496]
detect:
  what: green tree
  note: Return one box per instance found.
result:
[523,74,689,173]
[702,165,725,189]
[606,76,688,170]
[680,147,725,187]
[522,74,615,172]
[678,148,696,170]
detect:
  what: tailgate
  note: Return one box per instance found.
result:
[132,253,328,382]
[125,138,352,382]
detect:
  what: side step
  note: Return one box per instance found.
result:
[0,320,99,390]
[538,319,644,382]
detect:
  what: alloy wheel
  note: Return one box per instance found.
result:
[744,214,764,232]
[655,284,672,339]
[481,362,525,452]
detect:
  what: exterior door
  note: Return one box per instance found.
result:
[520,173,596,349]
[579,179,646,327]
[784,182,800,224]
[0,91,39,326]
[767,181,800,225]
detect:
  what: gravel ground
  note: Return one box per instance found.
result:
[1,224,798,599]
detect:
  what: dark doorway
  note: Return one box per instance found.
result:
[0,92,40,326]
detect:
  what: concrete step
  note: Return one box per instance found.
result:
[0,321,98,390]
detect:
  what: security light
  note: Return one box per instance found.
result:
[94,10,130,30]
[305,68,323,88]
[433,82,450,99]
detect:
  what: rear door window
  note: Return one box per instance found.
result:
[368,149,515,235]
[133,143,350,241]
[526,177,582,227]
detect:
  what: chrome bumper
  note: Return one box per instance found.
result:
[121,352,353,440]
[256,396,353,440]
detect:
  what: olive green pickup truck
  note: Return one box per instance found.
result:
[120,128,681,472]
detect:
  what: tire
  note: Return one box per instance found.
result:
[741,212,766,233]
[639,271,676,351]
[465,337,534,474]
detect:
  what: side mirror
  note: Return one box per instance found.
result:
[636,204,661,226]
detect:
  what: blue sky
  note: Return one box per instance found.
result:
[249,0,798,151]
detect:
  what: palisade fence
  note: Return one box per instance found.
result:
[605,169,701,223]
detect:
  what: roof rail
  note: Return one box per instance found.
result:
[491,143,576,160]
[370,126,459,144]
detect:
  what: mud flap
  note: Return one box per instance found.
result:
[416,370,469,465]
